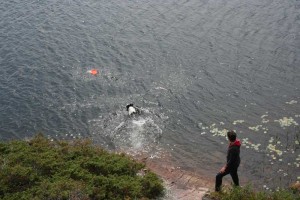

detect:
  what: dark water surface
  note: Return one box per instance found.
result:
[1,0,300,190]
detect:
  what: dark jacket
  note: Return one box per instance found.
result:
[226,139,241,170]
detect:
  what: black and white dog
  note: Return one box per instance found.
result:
[126,104,141,115]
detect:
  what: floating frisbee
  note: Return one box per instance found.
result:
[88,69,99,75]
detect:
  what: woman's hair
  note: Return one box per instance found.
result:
[227,130,237,142]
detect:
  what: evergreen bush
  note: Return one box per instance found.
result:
[0,134,164,200]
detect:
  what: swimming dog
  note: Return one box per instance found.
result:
[126,104,140,115]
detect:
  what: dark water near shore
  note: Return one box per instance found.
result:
[1,0,300,190]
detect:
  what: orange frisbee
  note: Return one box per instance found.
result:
[89,69,98,75]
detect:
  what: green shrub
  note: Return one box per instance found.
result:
[0,134,164,199]
[208,184,300,200]
[141,172,165,199]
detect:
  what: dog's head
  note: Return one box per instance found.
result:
[126,103,134,111]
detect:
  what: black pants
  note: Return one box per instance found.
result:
[215,167,239,192]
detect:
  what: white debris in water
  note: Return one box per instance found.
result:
[155,86,168,91]
[262,119,269,123]
[210,128,228,137]
[233,120,244,125]
[261,115,270,123]
[198,122,210,131]
[285,100,297,104]
[263,185,269,190]
[274,117,299,127]
[295,115,300,118]
[242,138,249,143]
[249,125,263,132]
[241,137,261,151]
[261,115,268,119]
[267,144,283,156]
[251,143,261,151]
[220,122,225,125]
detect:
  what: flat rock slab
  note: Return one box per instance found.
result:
[137,156,213,200]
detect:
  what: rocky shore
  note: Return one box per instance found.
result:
[136,156,212,200]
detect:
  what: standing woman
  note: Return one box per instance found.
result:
[215,130,241,192]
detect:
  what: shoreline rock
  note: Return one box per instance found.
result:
[136,156,212,200]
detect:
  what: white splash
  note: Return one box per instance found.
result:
[132,119,146,126]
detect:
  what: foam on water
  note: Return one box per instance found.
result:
[89,107,164,156]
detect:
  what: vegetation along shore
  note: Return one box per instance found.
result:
[0,134,299,200]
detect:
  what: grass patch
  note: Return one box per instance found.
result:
[0,134,164,200]
[208,184,300,200]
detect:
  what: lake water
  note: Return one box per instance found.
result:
[1,0,299,190]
